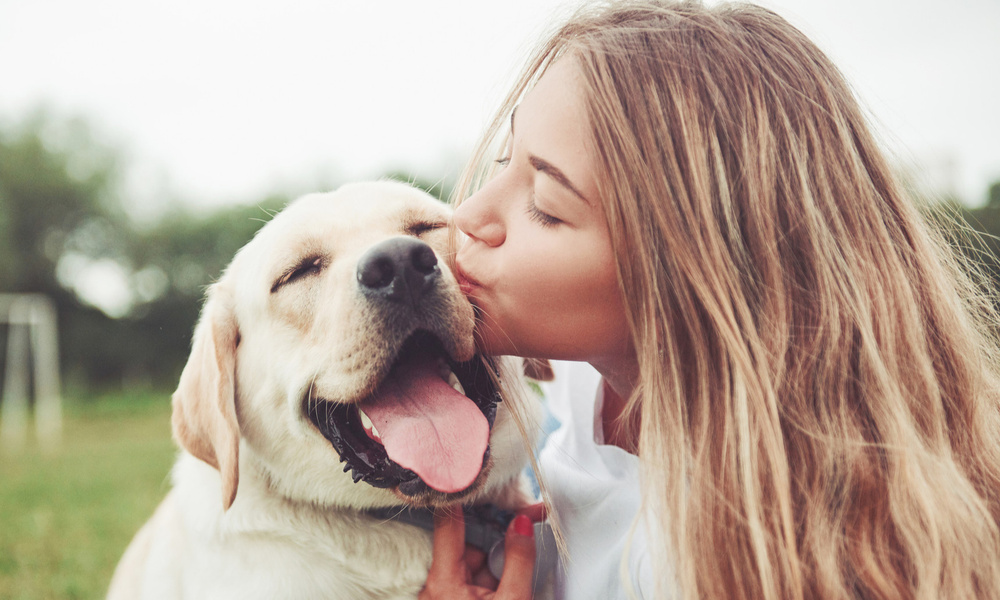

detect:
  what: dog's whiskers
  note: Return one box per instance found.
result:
[472,308,517,352]
[306,379,319,417]
[258,205,280,219]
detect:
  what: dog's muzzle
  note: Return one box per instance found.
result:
[307,332,502,498]
[305,236,501,500]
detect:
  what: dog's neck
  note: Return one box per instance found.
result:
[365,504,513,555]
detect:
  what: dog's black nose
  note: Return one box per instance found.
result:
[357,237,440,305]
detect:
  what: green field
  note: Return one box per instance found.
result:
[0,393,177,600]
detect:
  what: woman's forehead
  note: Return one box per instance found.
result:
[514,58,600,207]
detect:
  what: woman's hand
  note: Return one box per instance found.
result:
[419,506,539,599]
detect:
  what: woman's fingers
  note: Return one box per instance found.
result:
[421,508,499,599]
[471,566,500,590]
[426,507,467,584]
[514,502,547,523]
[422,507,493,599]
[464,547,487,574]
[495,514,537,598]
[421,507,538,600]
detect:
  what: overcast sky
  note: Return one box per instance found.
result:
[2,0,998,216]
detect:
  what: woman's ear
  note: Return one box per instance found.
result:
[523,358,555,382]
[171,284,241,510]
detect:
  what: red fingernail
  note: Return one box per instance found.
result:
[513,514,534,537]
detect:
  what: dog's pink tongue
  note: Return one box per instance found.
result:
[361,356,488,493]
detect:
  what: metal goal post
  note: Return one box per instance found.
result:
[0,294,62,453]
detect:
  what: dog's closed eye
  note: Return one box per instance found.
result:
[406,221,447,237]
[271,256,324,293]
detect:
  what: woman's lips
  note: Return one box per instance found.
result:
[454,261,484,296]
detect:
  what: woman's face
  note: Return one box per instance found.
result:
[453,58,630,364]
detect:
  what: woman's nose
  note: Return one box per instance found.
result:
[453,188,506,247]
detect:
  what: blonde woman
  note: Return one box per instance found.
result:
[421,1,1000,599]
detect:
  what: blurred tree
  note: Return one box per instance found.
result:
[117,198,286,387]
[382,170,453,202]
[0,112,132,391]
[0,112,485,393]
[0,112,124,293]
[928,181,1000,309]
[988,181,1000,210]
[0,112,287,391]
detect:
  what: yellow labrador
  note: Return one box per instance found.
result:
[107,181,540,600]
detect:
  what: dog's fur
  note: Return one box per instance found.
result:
[107,181,539,600]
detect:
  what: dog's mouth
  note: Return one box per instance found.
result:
[307,330,500,498]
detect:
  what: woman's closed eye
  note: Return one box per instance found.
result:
[526,197,562,227]
[494,152,563,227]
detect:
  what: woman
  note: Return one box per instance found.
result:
[422,1,1000,598]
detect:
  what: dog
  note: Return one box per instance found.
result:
[107,181,543,599]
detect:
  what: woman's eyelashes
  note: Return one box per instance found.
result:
[526,197,562,227]
[495,154,562,227]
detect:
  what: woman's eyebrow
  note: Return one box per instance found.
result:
[529,155,591,206]
[510,106,591,206]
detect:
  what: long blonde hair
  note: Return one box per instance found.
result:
[453,1,1000,598]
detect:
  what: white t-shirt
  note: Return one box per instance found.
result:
[538,361,660,599]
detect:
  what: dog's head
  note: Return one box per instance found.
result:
[171,181,537,511]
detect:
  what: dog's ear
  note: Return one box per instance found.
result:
[522,358,555,382]
[171,284,241,511]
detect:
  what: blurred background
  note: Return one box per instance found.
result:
[1,0,998,597]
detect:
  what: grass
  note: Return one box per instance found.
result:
[0,392,177,600]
